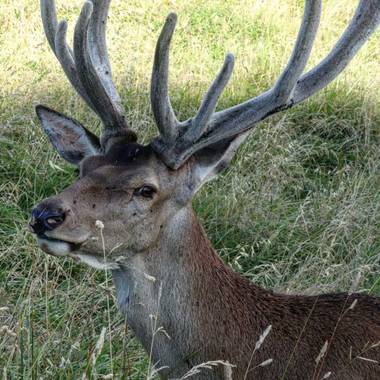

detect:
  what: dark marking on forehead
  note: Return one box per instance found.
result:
[80,143,154,178]
[106,143,153,165]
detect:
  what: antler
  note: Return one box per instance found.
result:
[40,0,136,143]
[150,0,380,169]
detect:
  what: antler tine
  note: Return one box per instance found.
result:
[40,0,58,52]
[41,0,96,111]
[151,0,379,169]
[150,13,180,143]
[183,53,235,143]
[88,0,113,86]
[272,0,321,103]
[74,1,135,140]
[293,0,380,103]
[41,0,136,145]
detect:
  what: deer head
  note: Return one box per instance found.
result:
[30,0,380,269]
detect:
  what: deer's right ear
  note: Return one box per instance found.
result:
[36,105,101,165]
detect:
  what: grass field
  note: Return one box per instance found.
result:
[0,0,379,378]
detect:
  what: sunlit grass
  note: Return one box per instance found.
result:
[0,0,379,378]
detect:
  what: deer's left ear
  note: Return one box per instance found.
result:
[188,131,249,193]
[36,105,101,165]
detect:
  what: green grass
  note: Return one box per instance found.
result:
[0,0,379,378]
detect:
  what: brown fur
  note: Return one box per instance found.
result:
[169,213,380,379]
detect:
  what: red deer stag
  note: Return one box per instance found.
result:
[30,0,380,378]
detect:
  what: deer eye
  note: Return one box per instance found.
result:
[133,185,156,199]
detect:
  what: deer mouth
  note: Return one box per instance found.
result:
[36,235,119,270]
[36,235,85,257]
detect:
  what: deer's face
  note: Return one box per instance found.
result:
[31,142,193,268]
[30,108,201,269]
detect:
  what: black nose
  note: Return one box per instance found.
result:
[29,207,65,235]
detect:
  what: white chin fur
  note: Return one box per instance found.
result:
[37,238,71,256]
[70,253,119,270]
[37,238,118,270]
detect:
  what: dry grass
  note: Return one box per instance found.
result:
[0,0,379,378]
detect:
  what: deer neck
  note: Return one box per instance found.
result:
[111,206,270,377]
